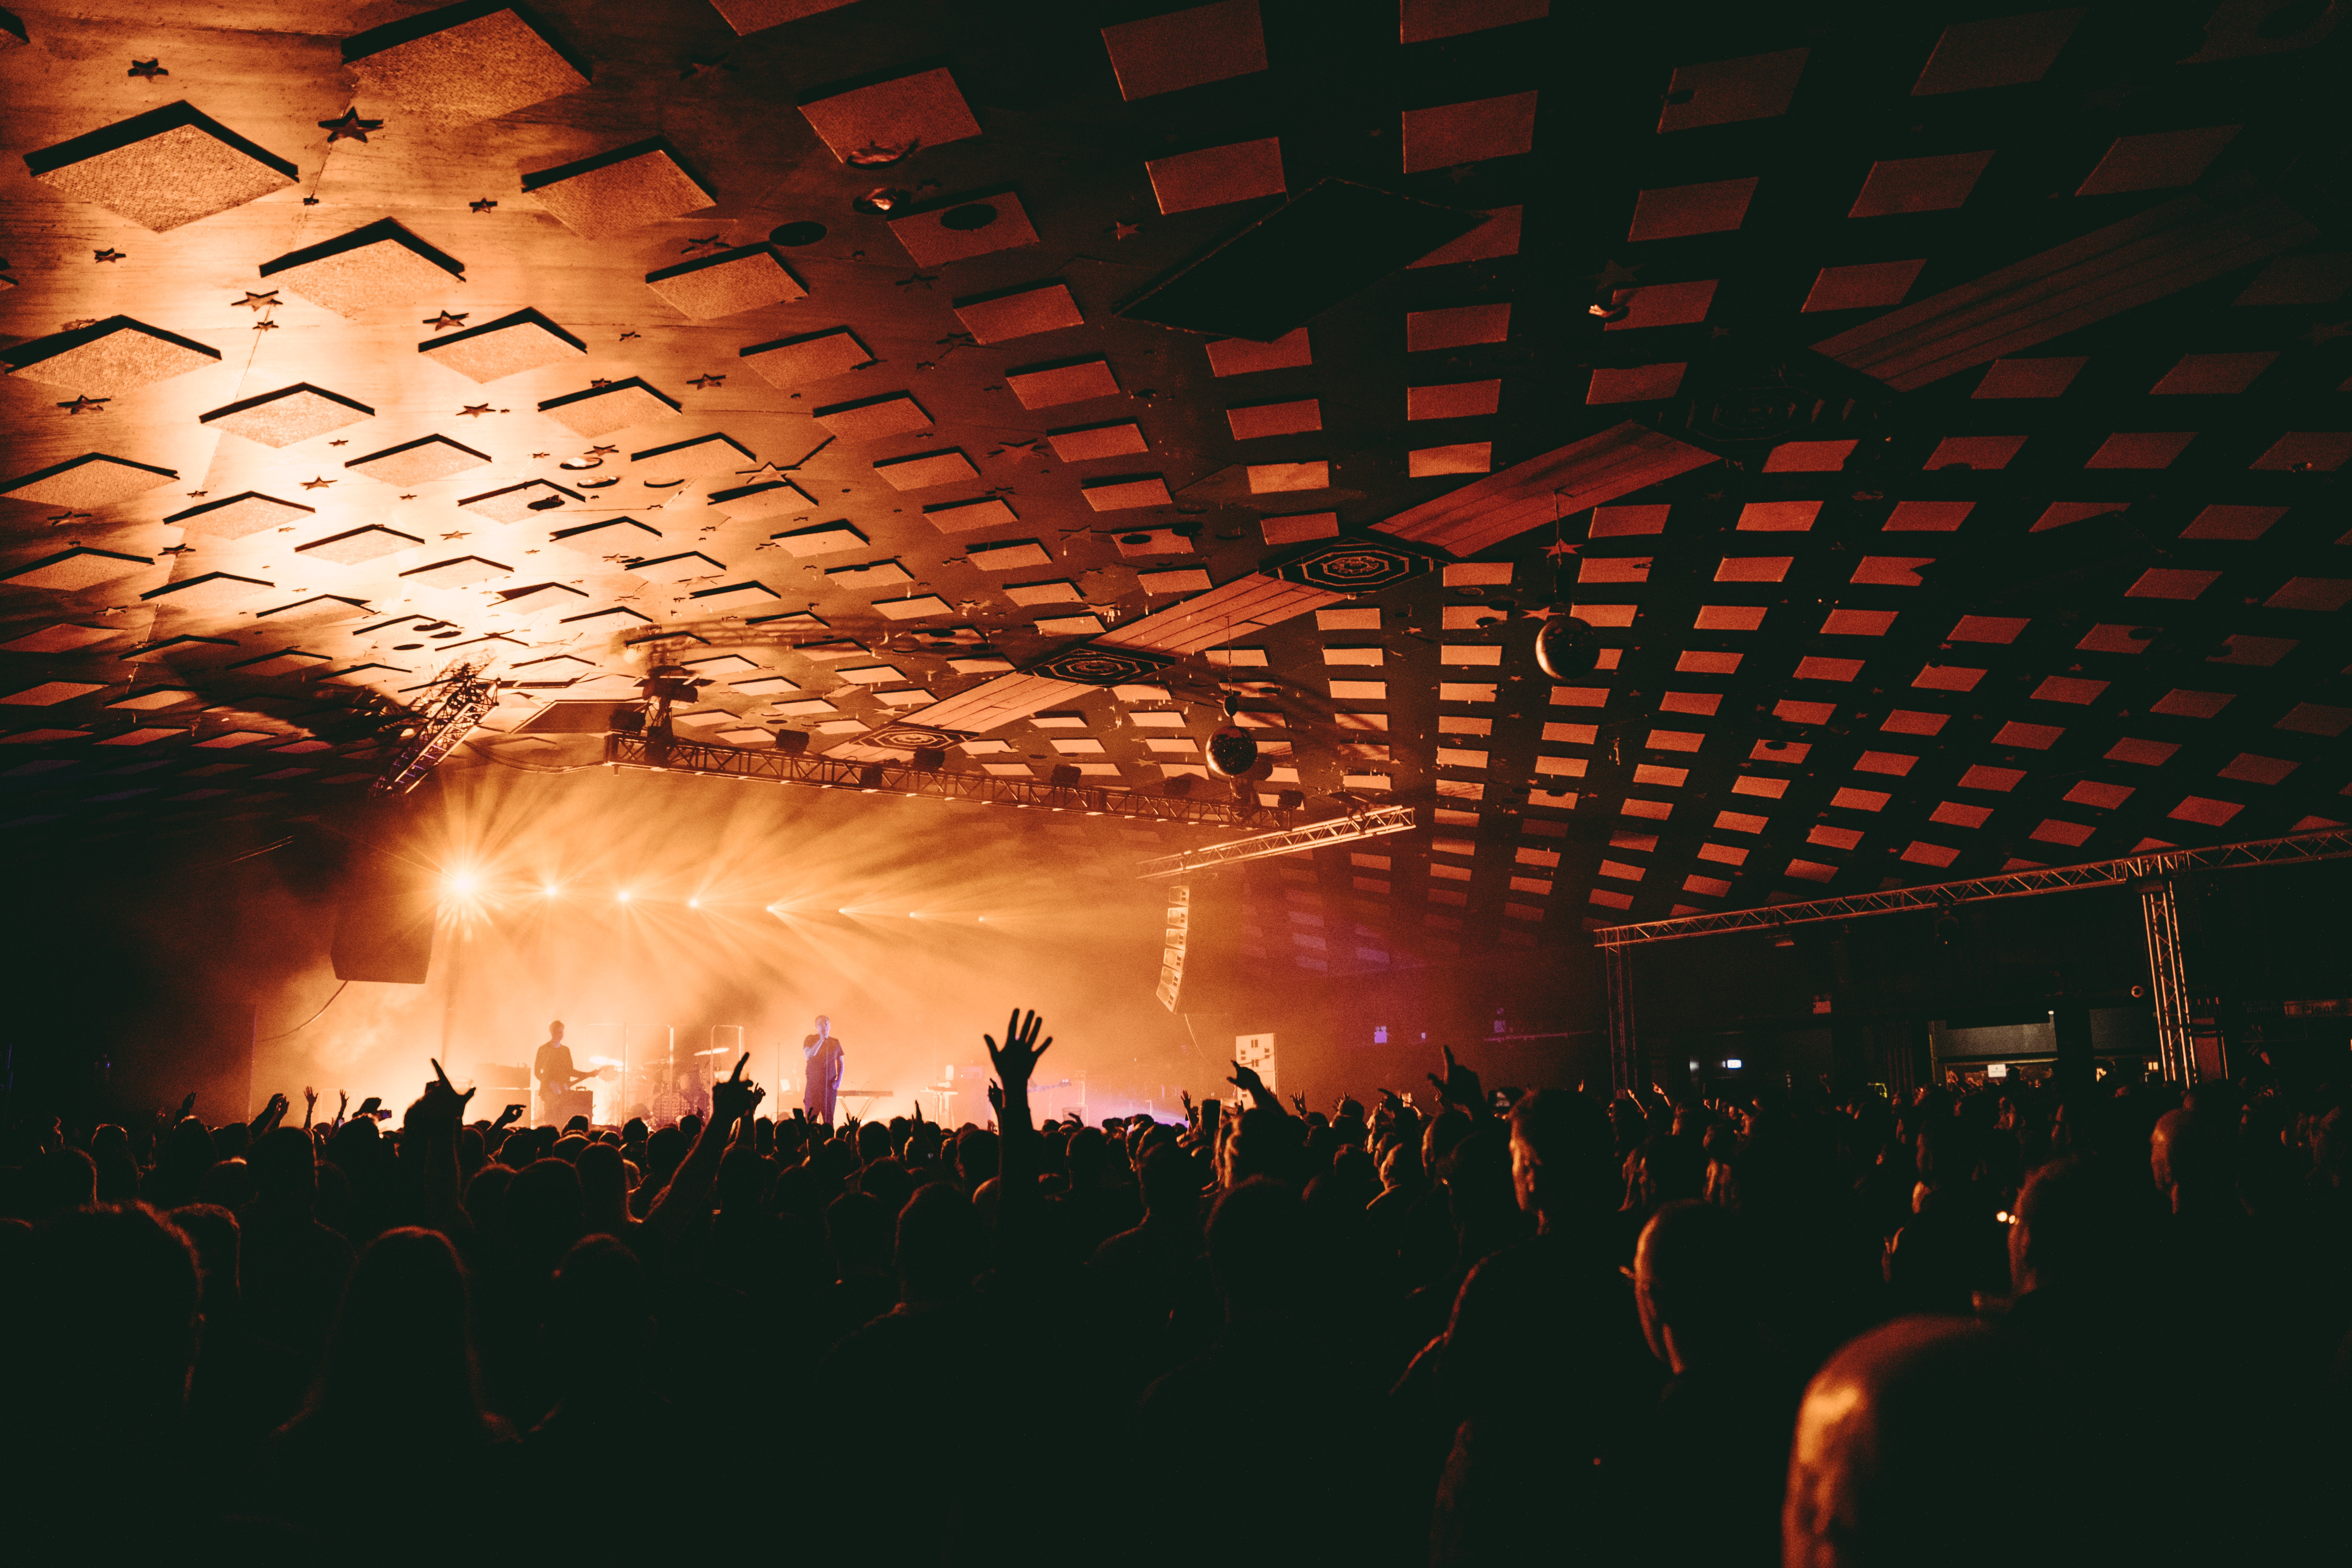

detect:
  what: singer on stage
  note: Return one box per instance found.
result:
[802,1014,844,1127]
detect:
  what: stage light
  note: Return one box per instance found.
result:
[688,897,701,908]
[617,890,633,903]
[446,872,477,895]
[543,885,560,897]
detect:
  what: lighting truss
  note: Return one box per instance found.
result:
[1592,825,2352,948]
[1135,802,1418,880]
[370,662,499,798]
[602,731,1296,829]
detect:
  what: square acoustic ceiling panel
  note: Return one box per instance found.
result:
[644,246,806,319]
[522,139,718,240]
[418,308,587,382]
[341,0,592,122]
[1,453,178,509]
[259,220,468,318]
[23,101,297,232]
[199,384,376,447]
[4,317,219,396]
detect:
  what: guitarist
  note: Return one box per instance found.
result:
[534,1020,596,1123]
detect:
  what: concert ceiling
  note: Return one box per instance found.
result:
[2,0,2348,978]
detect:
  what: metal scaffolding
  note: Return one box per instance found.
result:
[1136,803,1418,880]
[602,732,1297,830]
[1590,826,2352,948]
[371,664,499,798]
[2137,877,2198,1086]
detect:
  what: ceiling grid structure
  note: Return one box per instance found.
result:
[1,0,2347,972]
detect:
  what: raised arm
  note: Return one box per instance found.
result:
[1226,1060,1284,1116]
[414,1060,477,1240]
[647,1053,757,1244]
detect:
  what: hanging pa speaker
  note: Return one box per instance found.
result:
[330,853,436,984]
[1155,878,1246,1015]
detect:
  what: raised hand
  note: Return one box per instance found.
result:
[986,1081,1005,1116]
[303,1086,318,1122]
[1227,1060,1267,1098]
[984,1008,1051,1092]
[1427,1045,1483,1111]
[493,1103,524,1130]
[422,1059,477,1127]
[1181,1088,1195,1126]
[710,1052,760,1126]
[1290,1092,1308,1116]
[177,1092,197,1120]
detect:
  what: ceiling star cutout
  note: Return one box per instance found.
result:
[252,317,280,331]
[93,248,126,263]
[300,476,336,490]
[457,404,493,418]
[233,291,279,310]
[618,330,640,341]
[1583,258,1642,290]
[531,451,550,459]
[398,494,418,500]
[423,311,468,330]
[469,197,499,213]
[328,440,349,447]
[319,108,384,144]
[586,445,618,457]
[589,379,612,388]
[895,272,940,290]
[1111,219,1143,240]
[688,373,725,388]
[1544,538,1579,559]
[127,58,169,79]
[302,196,320,206]
[57,395,109,415]
[159,543,195,554]
[681,235,727,255]
[184,491,207,499]
[441,531,470,541]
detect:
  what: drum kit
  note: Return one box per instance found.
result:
[641,1044,738,1123]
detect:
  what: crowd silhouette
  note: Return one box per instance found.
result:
[3,1011,2346,1564]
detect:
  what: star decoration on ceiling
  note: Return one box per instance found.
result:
[457,404,493,418]
[688,373,725,388]
[618,330,640,341]
[319,108,384,144]
[894,272,940,290]
[47,510,94,526]
[681,235,727,255]
[589,378,612,388]
[328,440,348,446]
[184,491,207,499]
[398,494,418,500]
[2306,319,2350,345]
[441,531,470,541]
[469,197,499,213]
[587,445,618,456]
[232,291,279,310]
[93,248,125,263]
[1111,219,1142,240]
[302,196,320,206]
[253,318,280,332]
[300,477,335,490]
[1583,258,1643,290]
[423,311,468,330]
[1544,538,1579,558]
[159,543,194,555]
[127,58,168,79]
[56,395,109,415]
[531,451,550,459]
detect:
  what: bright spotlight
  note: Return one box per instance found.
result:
[447,873,477,895]
[689,898,701,908]
[617,890,633,903]
[543,885,560,897]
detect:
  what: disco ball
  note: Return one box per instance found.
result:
[1206,726,1259,779]
[1535,613,1600,681]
